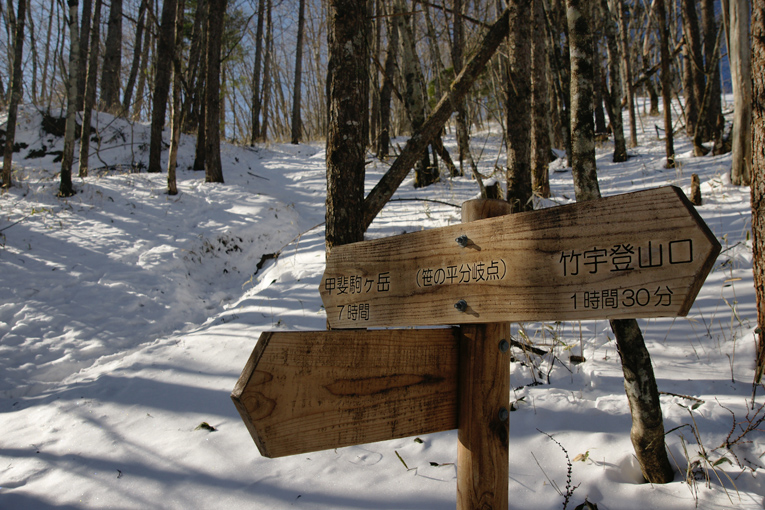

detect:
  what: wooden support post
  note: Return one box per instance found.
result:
[457,199,512,510]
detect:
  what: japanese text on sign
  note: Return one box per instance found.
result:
[336,303,371,322]
[570,286,674,310]
[559,240,693,276]
[324,272,391,295]
[416,259,507,288]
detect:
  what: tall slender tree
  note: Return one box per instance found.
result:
[78,0,103,179]
[568,0,674,483]
[99,0,122,114]
[326,0,368,251]
[168,0,186,195]
[2,0,26,189]
[616,0,638,147]
[76,0,92,109]
[505,0,533,211]
[680,0,705,145]
[291,0,306,144]
[148,0,179,173]
[122,0,148,113]
[701,0,722,143]
[656,0,675,168]
[59,0,81,198]
[260,0,273,141]
[377,2,397,160]
[393,0,435,188]
[567,0,599,201]
[204,0,226,183]
[250,0,265,144]
[601,0,627,162]
[726,0,752,185]
[751,0,765,386]
[452,0,472,176]
[530,0,550,198]
[193,0,209,171]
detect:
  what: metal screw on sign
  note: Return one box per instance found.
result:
[454,300,468,312]
[455,235,469,247]
[498,407,509,422]
[499,339,510,353]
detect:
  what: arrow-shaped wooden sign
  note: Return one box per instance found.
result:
[231,329,459,458]
[320,186,721,329]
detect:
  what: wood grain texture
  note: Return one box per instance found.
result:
[321,186,721,328]
[231,329,459,458]
[456,323,510,510]
[456,200,510,510]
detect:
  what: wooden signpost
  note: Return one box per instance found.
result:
[232,186,721,509]
[319,186,719,328]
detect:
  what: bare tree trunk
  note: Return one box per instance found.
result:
[59,0,80,198]
[506,0,533,211]
[40,0,55,105]
[193,3,208,171]
[609,319,676,483]
[184,0,207,133]
[369,0,380,147]
[726,0,752,185]
[250,0,265,144]
[452,0,471,177]
[26,0,39,104]
[393,0,435,189]
[148,0,178,173]
[656,0,676,168]
[99,0,122,114]
[2,0,25,189]
[260,0,273,142]
[78,0,102,179]
[123,0,148,113]
[643,2,661,117]
[701,0,722,142]
[77,0,92,110]
[132,5,153,120]
[326,0,368,251]
[204,0,226,183]
[377,2,397,160]
[567,0,600,201]
[751,0,765,385]
[546,0,572,164]
[616,0,638,147]
[602,0,627,162]
[168,0,185,195]
[531,0,550,198]
[568,0,674,484]
[290,0,306,144]
[593,43,609,136]
[681,0,706,148]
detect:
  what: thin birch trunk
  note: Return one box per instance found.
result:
[59,0,80,198]
[2,0,25,189]
[78,0,102,179]
[167,0,185,195]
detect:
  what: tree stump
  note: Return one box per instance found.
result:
[690,174,702,205]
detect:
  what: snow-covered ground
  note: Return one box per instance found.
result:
[0,105,762,509]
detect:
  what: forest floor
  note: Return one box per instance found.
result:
[0,103,763,509]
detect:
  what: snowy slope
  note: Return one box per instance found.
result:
[0,104,762,509]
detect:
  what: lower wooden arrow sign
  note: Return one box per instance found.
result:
[231,329,459,458]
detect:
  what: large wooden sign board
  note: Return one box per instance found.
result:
[232,186,721,510]
[319,186,720,328]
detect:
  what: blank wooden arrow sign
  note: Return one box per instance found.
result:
[231,329,459,458]
[320,186,721,329]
